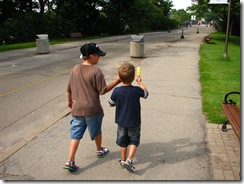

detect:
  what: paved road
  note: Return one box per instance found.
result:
[0,25,216,180]
[0,27,192,156]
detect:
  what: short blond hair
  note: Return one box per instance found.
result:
[118,63,135,84]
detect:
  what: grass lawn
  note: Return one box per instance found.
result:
[0,36,106,52]
[0,39,72,52]
[199,32,240,124]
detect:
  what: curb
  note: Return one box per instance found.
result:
[0,108,70,164]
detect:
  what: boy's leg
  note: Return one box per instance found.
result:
[127,145,137,161]
[121,147,127,161]
[124,145,137,172]
[68,139,80,162]
[124,125,140,172]
[116,125,128,161]
[127,124,140,160]
[95,133,109,158]
[86,113,105,152]
[94,133,102,151]
[86,113,109,158]
[119,147,127,168]
[63,116,85,171]
[63,139,80,171]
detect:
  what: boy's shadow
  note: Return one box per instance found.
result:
[71,138,208,176]
[135,138,208,175]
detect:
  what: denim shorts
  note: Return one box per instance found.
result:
[70,113,104,140]
[116,124,141,147]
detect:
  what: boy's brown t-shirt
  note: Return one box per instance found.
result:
[67,64,107,116]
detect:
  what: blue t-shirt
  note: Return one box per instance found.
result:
[109,85,148,128]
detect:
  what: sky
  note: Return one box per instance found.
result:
[172,0,244,10]
[171,0,193,10]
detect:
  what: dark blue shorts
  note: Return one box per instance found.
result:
[116,124,141,147]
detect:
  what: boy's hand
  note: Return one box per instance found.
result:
[136,75,142,83]
[115,75,121,84]
[67,92,72,109]
[68,101,73,109]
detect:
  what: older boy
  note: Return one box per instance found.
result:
[63,42,121,171]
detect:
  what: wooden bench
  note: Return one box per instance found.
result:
[221,91,240,141]
[203,35,212,44]
[69,32,84,38]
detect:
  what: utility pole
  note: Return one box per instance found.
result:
[224,0,232,58]
[208,0,231,58]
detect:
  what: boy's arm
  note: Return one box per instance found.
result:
[137,76,149,95]
[109,103,115,107]
[105,76,121,93]
[67,92,72,109]
[108,97,116,107]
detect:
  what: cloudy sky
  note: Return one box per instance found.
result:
[171,0,193,10]
[172,0,244,10]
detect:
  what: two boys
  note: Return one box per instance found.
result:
[63,42,148,173]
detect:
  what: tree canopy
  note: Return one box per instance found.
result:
[0,0,240,44]
[188,0,240,35]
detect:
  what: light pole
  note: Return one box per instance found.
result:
[208,0,230,58]
[224,0,231,58]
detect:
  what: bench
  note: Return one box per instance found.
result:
[203,35,212,44]
[69,32,84,38]
[221,91,240,141]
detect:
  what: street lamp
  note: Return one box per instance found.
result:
[208,0,230,58]
[224,0,231,58]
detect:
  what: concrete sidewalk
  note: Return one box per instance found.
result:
[0,26,240,180]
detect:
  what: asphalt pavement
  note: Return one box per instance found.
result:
[0,25,240,181]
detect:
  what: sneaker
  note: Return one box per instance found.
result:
[97,147,109,158]
[119,160,125,169]
[124,159,135,173]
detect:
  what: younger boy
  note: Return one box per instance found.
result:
[108,63,149,172]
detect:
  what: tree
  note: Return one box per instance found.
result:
[170,9,191,26]
[99,0,134,34]
[0,0,194,43]
[0,0,16,26]
[188,0,240,36]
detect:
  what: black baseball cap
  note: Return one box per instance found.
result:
[80,42,106,58]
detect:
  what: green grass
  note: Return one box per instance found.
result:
[199,32,240,123]
[0,39,73,52]
[0,42,36,52]
[0,35,107,52]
